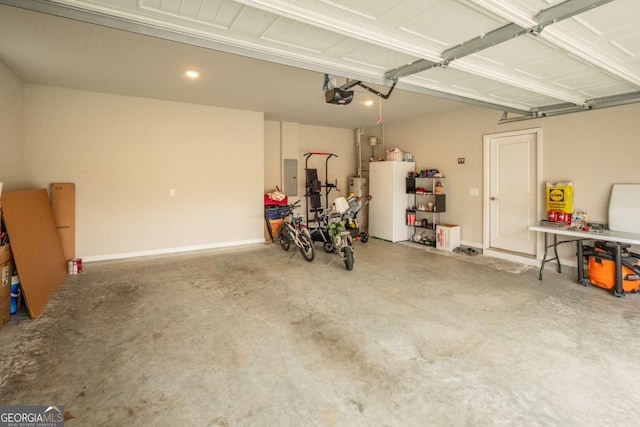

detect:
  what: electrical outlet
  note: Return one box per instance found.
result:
[169,189,176,197]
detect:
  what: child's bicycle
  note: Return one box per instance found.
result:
[278,200,315,262]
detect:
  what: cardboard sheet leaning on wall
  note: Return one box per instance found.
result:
[2,189,67,319]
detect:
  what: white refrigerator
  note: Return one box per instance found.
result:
[368,161,415,242]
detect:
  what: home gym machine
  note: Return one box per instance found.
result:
[304,152,339,241]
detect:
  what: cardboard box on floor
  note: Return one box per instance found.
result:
[436,224,461,252]
[0,244,13,329]
[265,218,284,242]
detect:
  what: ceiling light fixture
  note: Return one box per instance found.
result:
[185,70,199,79]
[364,100,374,106]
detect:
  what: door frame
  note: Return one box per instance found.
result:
[482,128,543,265]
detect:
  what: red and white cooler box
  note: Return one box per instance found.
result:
[436,224,461,252]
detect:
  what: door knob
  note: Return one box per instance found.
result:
[490,197,497,201]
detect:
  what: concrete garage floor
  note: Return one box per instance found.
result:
[1,239,640,426]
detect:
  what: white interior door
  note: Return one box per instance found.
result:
[485,130,540,256]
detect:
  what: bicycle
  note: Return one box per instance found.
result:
[278,200,315,262]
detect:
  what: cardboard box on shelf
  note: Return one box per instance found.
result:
[0,244,13,329]
[436,224,461,252]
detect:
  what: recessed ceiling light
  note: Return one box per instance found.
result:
[185,70,199,79]
[364,100,374,107]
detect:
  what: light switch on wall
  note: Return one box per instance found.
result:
[169,189,176,197]
[469,188,479,196]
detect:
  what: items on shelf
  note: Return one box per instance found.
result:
[410,169,444,178]
[413,203,436,212]
[406,173,446,238]
[435,181,444,195]
[412,231,436,247]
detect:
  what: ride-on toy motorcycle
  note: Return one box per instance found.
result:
[311,197,354,271]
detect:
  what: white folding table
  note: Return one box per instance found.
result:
[529,222,640,296]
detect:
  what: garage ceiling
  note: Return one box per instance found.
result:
[2,0,639,127]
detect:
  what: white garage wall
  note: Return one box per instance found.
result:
[264,120,281,194]
[0,61,25,191]
[24,85,264,260]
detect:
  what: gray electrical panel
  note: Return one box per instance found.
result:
[283,159,298,197]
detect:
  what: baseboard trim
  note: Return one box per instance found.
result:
[82,238,266,263]
[483,249,540,267]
